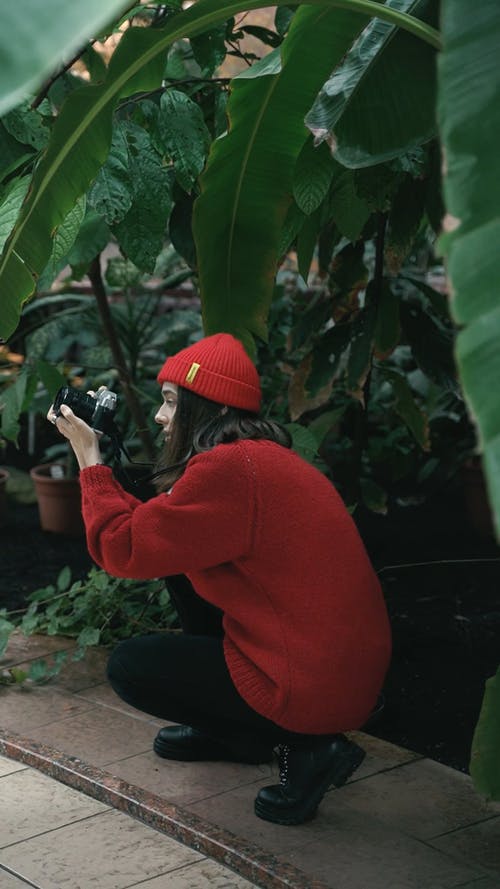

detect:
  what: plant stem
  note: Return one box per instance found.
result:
[363,211,387,410]
[6,588,72,615]
[31,44,94,109]
[352,212,387,502]
[119,77,231,107]
[88,256,156,460]
[35,268,195,300]
[168,1,442,51]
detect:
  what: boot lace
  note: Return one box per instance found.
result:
[278,744,290,786]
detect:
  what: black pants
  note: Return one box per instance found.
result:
[107,575,309,753]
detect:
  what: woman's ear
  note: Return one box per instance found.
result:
[220,406,229,416]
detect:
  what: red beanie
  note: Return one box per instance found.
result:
[157,333,261,412]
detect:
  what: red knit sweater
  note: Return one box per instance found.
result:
[80,440,391,734]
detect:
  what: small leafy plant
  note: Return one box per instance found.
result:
[0,565,176,685]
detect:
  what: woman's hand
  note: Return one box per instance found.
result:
[47,403,103,470]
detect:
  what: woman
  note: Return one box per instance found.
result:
[48,332,391,825]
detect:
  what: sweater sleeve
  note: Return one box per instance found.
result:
[79,444,254,579]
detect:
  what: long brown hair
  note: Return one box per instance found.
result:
[154,386,291,492]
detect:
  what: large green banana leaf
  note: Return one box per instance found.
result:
[438,0,500,800]
[305,0,438,168]
[0,0,131,116]
[193,2,440,350]
[193,6,373,350]
[437,0,500,541]
[0,0,440,342]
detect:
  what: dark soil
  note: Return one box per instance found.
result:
[0,500,93,612]
[356,488,500,773]
[1,475,499,774]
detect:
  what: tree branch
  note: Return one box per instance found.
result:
[363,210,387,410]
[31,43,95,110]
[88,257,156,459]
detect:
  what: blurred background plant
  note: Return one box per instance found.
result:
[0,1,477,514]
[256,220,477,514]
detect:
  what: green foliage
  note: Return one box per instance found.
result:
[327,163,371,241]
[470,666,500,801]
[256,241,474,514]
[194,4,373,352]
[437,0,500,799]
[286,422,322,465]
[0,0,441,342]
[0,2,456,515]
[0,243,200,464]
[0,615,16,661]
[306,0,437,168]
[0,565,176,685]
[0,0,130,116]
[0,365,38,444]
[293,139,336,216]
[438,0,500,540]
[0,177,30,254]
[156,90,211,193]
[38,196,87,289]
[111,125,173,272]
[0,1,444,480]
[3,100,52,150]
[89,118,174,272]
[0,121,36,181]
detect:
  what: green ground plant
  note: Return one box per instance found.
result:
[0,566,176,685]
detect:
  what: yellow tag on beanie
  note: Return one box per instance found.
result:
[185,362,200,383]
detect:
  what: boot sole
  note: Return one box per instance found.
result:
[153,738,220,761]
[254,742,366,826]
[330,741,366,789]
[153,736,273,764]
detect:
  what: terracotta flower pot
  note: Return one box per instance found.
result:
[30,464,84,537]
[0,467,9,528]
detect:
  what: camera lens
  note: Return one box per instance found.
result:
[53,387,97,425]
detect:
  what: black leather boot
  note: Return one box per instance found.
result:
[154,724,274,764]
[254,734,365,825]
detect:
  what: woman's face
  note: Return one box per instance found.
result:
[154,382,178,442]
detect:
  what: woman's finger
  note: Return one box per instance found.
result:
[59,404,79,425]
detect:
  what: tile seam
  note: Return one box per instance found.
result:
[427,812,500,841]
[0,728,331,889]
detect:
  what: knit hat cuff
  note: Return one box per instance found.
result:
[158,358,261,411]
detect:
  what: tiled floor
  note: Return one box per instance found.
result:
[0,756,255,888]
[1,632,500,889]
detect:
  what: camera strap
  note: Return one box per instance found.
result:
[105,424,150,487]
[104,423,190,490]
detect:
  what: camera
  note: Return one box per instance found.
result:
[53,386,118,435]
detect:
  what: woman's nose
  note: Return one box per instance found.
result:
[155,406,166,425]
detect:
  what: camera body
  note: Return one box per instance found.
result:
[53,386,118,435]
